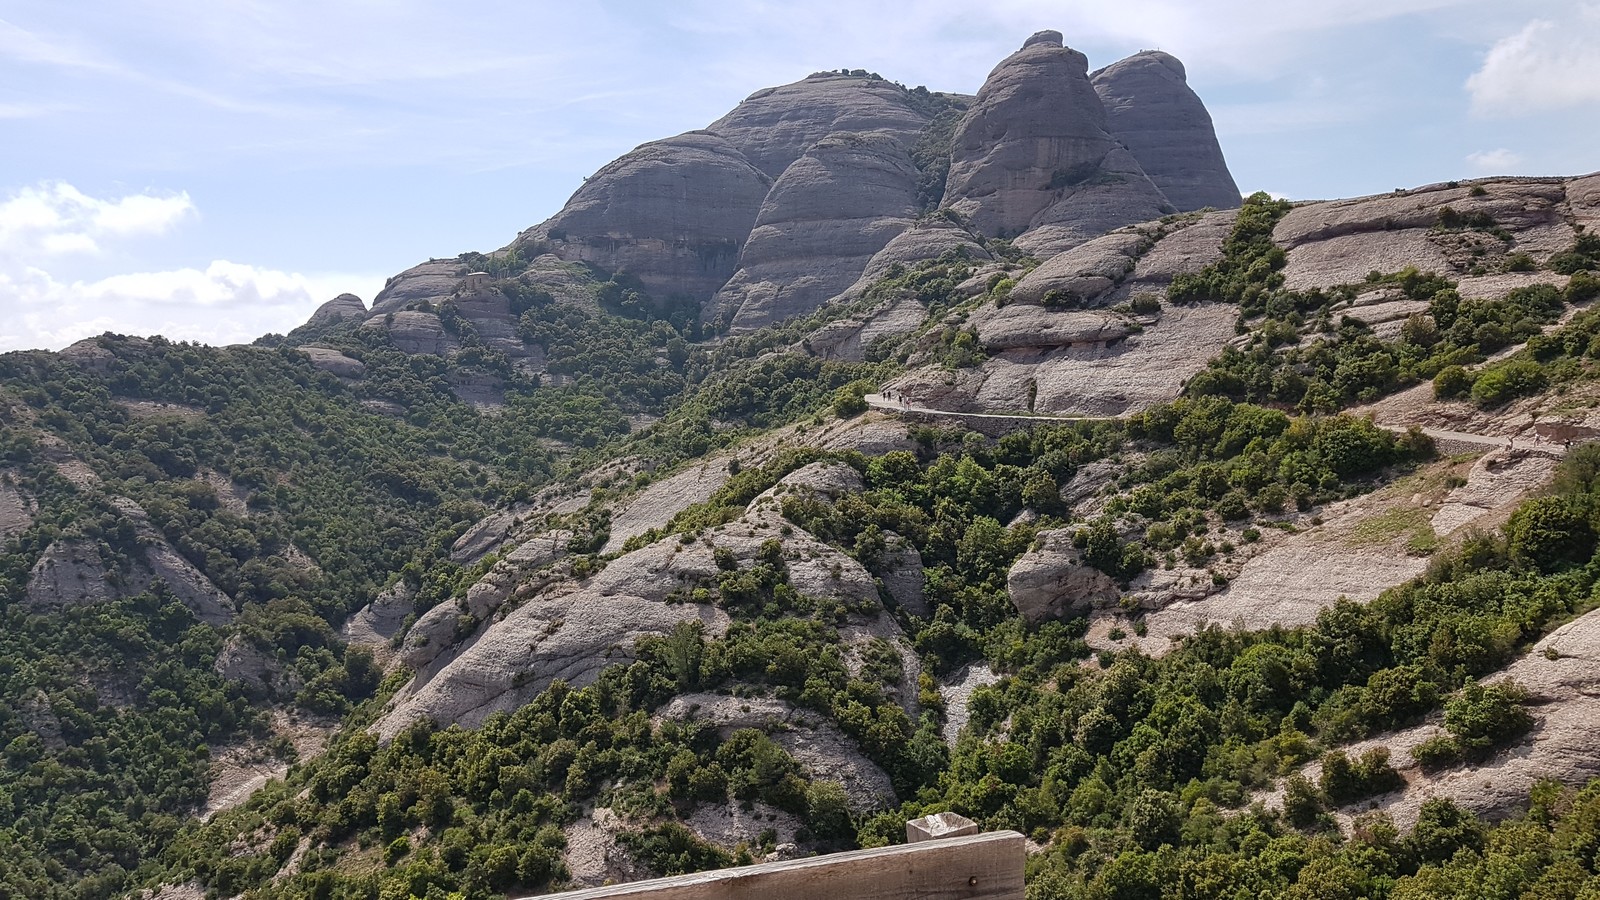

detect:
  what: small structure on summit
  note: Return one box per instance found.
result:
[462,271,490,293]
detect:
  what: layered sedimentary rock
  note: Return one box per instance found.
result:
[712,132,923,331]
[305,293,367,325]
[941,31,1172,254]
[522,132,773,302]
[1092,51,1240,212]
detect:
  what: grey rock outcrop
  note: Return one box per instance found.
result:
[0,471,35,540]
[305,293,367,326]
[213,634,302,698]
[658,694,897,812]
[525,131,773,303]
[1092,52,1240,212]
[712,132,923,331]
[706,73,930,180]
[1005,229,1150,306]
[361,310,458,356]
[942,32,1171,252]
[369,260,463,315]
[1006,529,1121,623]
[296,347,365,378]
[24,497,234,625]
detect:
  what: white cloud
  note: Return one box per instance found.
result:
[1466,148,1524,171]
[0,182,382,352]
[1466,8,1600,115]
[0,181,194,257]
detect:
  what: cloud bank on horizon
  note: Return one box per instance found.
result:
[0,0,1597,352]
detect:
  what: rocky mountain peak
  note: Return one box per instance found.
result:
[1092,49,1240,212]
[1022,29,1065,48]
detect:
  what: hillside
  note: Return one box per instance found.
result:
[4,27,1600,900]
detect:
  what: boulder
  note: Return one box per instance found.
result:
[296,346,365,378]
[526,131,773,303]
[1091,51,1240,212]
[706,73,930,180]
[712,132,923,331]
[878,532,927,619]
[1006,529,1121,623]
[942,32,1171,248]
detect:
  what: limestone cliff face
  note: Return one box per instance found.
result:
[710,131,924,331]
[941,31,1172,253]
[1092,51,1240,212]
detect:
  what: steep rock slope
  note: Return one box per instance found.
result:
[1092,51,1240,212]
[711,131,924,331]
[941,31,1172,255]
[520,131,774,302]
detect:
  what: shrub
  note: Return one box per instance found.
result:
[1443,679,1533,756]
[1470,360,1547,407]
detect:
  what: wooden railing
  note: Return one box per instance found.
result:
[516,829,1025,900]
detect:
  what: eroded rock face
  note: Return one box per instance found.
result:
[527,131,773,303]
[370,261,463,316]
[296,347,365,378]
[24,497,234,625]
[214,634,301,698]
[713,132,923,331]
[361,310,458,356]
[942,32,1170,249]
[305,293,367,326]
[1092,51,1240,212]
[1006,230,1150,306]
[657,694,896,812]
[706,73,930,180]
[1006,529,1120,623]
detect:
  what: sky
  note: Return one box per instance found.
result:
[1,0,1598,352]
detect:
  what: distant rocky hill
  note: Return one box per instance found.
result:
[340,29,1240,359]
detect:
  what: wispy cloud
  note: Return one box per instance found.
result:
[0,181,382,351]
[1466,7,1600,115]
[1465,148,1524,171]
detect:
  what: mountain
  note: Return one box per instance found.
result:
[6,27,1600,900]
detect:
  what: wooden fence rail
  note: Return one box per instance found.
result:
[514,830,1025,900]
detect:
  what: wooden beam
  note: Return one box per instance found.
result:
[516,830,1025,900]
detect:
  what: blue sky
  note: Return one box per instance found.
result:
[2,0,1598,351]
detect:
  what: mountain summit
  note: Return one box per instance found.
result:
[361,31,1239,337]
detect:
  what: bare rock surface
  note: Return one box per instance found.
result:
[527,131,772,303]
[602,456,735,554]
[203,711,333,821]
[0,471,36,539]
[658,693,896,811]
[361,310,458,356]
[879,532,927,618]
[714,132,923,331]
[341,581,415,668]
[899,301,1236,416]
[369,260,463,315]
[1431,451,1559,536]
[940,664,1001,745]
[1268,606,1600,830]
[296,346,365,378]
[1006,230,1150,306]
[706,73,930,180]
[563,807,642,889]
[971,306,1134,352]
[24,498,234,624]
[380,580,730,739]
[305,292,367,325]
[1091,51,1240,212]
[943,32,1170,249]
[1006,529,1121,623]
[213,634,301,697]
[449,503,533,563]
